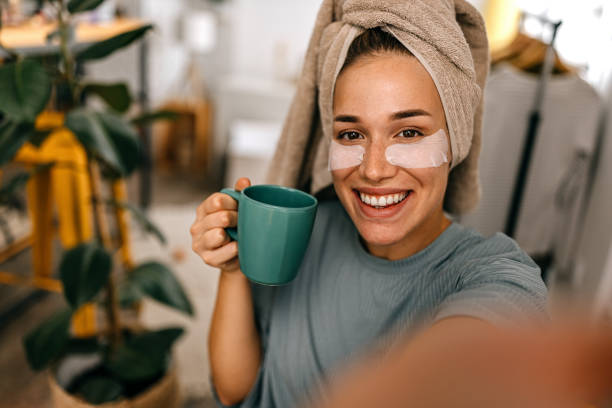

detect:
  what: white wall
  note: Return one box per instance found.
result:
[135,0,321,106]
[138,0,190,106]
[85,0,191,108]
[225,0,321,81]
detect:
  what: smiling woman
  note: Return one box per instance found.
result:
[331,41,452,259]
[190,1,548,407]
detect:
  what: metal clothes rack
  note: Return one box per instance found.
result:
[504,13,563,239]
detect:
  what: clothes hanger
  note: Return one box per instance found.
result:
[506,36,573,74]
[491,13,573,75]
[490,32,533,64]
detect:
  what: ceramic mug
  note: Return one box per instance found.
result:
[220,185,318,285]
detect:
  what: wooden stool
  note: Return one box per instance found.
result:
[154,99,212,173]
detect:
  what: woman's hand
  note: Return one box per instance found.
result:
[192,177,261,405]
[191,177,251,273]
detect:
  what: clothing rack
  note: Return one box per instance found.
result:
[504,13,563,238]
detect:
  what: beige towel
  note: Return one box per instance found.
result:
[266,0,489,215]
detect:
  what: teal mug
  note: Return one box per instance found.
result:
[220,185,318,285]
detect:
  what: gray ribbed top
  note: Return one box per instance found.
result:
[214,200,547,408]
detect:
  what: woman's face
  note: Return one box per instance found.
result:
[332,52,451,260]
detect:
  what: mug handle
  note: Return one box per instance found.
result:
[220,188,240,241]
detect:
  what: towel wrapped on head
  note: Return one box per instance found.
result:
[266,0,489,215]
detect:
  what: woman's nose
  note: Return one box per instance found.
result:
[359,143,397,182]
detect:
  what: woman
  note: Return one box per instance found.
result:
[190,1,547,407]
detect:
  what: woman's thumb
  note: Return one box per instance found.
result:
[234,177,251,192]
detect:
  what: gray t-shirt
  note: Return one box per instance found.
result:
[214,200,547,407]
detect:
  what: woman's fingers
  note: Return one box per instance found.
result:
[195,178,250,220]
[200,227,231,251]
[191,178,251,271]
[193,210,237,234]
[198,192,238,218]
[199,240,238,268]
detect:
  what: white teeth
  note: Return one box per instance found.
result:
[358,191,409,208]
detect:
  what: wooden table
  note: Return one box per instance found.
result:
[0,18,145,53]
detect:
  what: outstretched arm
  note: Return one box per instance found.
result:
[313,317,612,408]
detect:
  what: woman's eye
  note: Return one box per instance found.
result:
[338,131,363,140]
[397,129,422,138]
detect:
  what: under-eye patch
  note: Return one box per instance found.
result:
[385,129,449,169]
[328,141,365,170]
[328,129,449,170]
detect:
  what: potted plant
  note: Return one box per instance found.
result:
[0,0,191,406]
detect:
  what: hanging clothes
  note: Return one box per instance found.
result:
[461,63,602,267]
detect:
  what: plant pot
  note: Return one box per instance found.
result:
[48,355,181,408]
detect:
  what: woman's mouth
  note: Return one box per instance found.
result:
[355,190,411,209]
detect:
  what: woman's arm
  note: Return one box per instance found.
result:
[209,270,261,406]
[191,177,262,406]
[313,317,612,408]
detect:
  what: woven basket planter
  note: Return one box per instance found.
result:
[48,358,181,408]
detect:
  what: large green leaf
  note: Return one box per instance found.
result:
[65,109,122,170]
[0,59,51,121]
[77,25,153,62]
[82,83,132,113]
[59,242,112,309]
[65,337,102,355]
[65,109,140,177]
[0,120,32,165]
[73,374,123,404]
[124,262,193,316]
[130,110,179,127]
[118,278,142,308]
[96,111,140,175]
[27,128,53,148]
[23,308,72,370]
[67,0,105,13]
[105,328,183,382]
[110,200,166,245]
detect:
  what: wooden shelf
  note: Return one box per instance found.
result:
[0,18,148,56]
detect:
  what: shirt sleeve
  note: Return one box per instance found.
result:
[434,235,548,327]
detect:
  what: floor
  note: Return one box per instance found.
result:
[0,170,220,407]
[0,292,63,408]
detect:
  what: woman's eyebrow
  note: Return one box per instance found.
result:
[334,109,432,123]
[390,109,432,120]
[334,114,359,123]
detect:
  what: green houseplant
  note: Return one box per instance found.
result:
[0,0,191,405]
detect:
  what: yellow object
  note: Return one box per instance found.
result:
[16,111,94,252]
[483,0,521,54]
[112,180,134,270]
[71,304,97,338]
[0,111,134,336]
